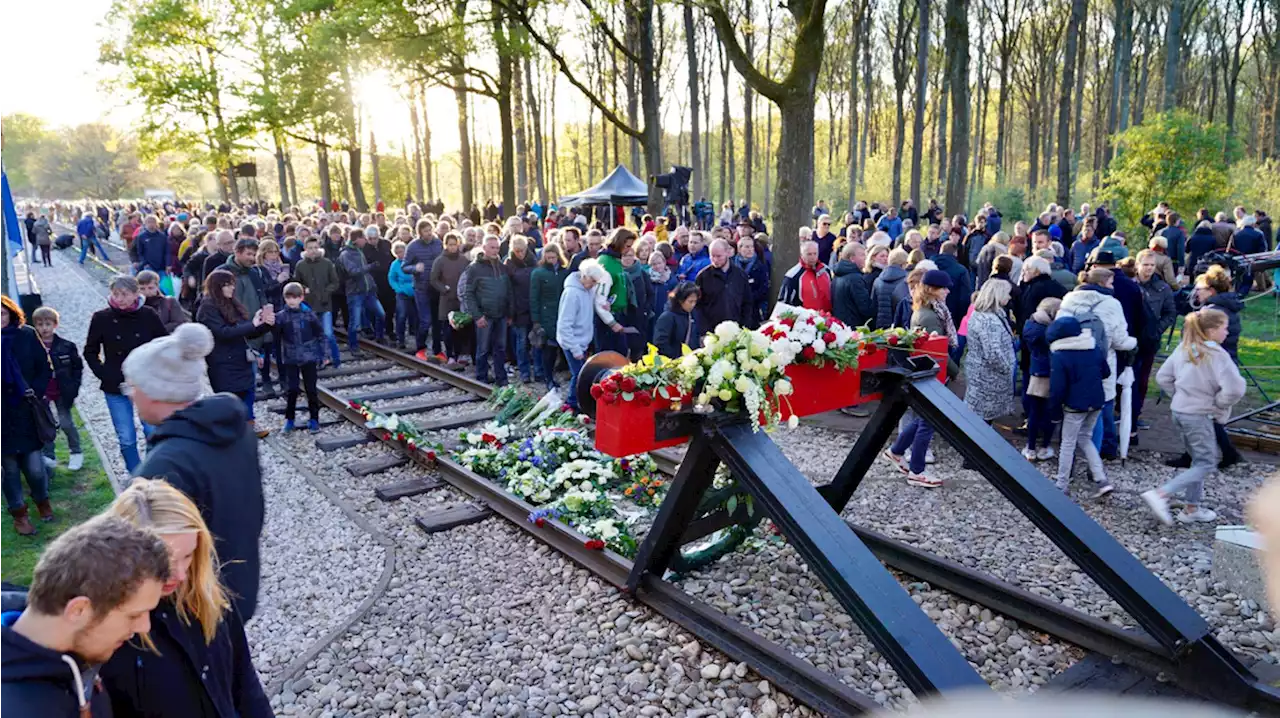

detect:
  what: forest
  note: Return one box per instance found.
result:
[5,0,1280,252]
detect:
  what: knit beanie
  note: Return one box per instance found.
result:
[122,323,214,403]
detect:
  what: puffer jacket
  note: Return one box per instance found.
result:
[1199,291,1244,359]
[461,254,512,320]
[1022,312,1053,377]
[276,306,325,365]
[1057,284,1137,401]
[871,265,909,329]
[530,264,570,340]
[1047,316,1110,413]
[505,252,538,327]
[338,241,376,295]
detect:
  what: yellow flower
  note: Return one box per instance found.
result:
[718,389,733,402]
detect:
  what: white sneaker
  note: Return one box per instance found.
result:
[1036,447,1056,461]
[42,456,57,470]
[1021,447,1038,461]
[906,471,943,488]
[68,453,84,471]
[1175,508,1218,523]
[925,449,935,464]
[883,449,909,474]
[1091,484,1114,500]
[1142,490,1173,525]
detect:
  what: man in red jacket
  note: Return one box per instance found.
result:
[777,240,833,312]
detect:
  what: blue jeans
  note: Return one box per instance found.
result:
[890,414,934,474]
[475,316,508,385]
[346,292,385,348]
[414,288,435,351]
[563,350,586,410]
[78,234,109,264]
[319,311,341,365]
[1091,398,1118,456]
[510,325,535,381]
[395,294,419,345]
[2,451,49,511]
[104,392,153,474]
[235,387,257,421]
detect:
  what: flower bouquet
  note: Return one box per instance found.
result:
[679,320,792,430]
[448,310,473,329]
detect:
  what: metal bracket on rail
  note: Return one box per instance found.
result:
[645,363,1280,712]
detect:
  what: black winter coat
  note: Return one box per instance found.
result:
[871,266,909,329]
[1186,225,1218,278]
[694,263,754,331]
[2,624,111,718]
[1202,291,1244,360]
[196,303,271,394]
[135,394,264,620]
[2,325,52,457]
[831,261,874,329]
[505,254,538,328]
[84,303,168,395]
[101,599,270,718]
[276,306,324,365]
[1015,274,1067,335]
[45,334,83,405]
[934,253,972,322]
[653,309,700,359]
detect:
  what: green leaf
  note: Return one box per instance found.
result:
[746,495,755,517]
[658,386,670,399]
[622,392,634,401]
[726,495,738,515]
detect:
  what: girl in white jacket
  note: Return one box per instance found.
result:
[1142,309,1246,524]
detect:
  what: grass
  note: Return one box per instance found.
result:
[1,408,116,586]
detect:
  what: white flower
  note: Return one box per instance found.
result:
[750,332,771,351]
[813,339,827,354]
[775,379,793,396]
[590,518,621,540]
[788,415,800,428]
[734,376,753,393]
[715,321,742,341]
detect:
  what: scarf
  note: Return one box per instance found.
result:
[930,298,958,349]
[649,262,671,285]
[261,258,288,279]
[108,295,141,313]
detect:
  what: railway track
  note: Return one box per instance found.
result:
[312,332,1280,714]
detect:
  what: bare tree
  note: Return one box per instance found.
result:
[887,0,918,207]
[1162,0,1185,110]
[910,0,929,208]
[684,0,703,199]
[1057,0,1086,205]
[942,0,969,213]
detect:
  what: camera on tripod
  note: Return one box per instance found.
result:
[650,166,693,208]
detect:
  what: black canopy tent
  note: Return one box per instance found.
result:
[558,165,649,208]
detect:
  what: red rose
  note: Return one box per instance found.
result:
[888,335,900,346]
[620,375,637,392]
[482,432,497,443]
[590,384,604,399]
[801,346,817,360]
[822,331,837,344]
[602,391,618,404]
[781,317,795,328]
[636,390,652,406]
[426,450,436,461]
[585,539,606,550]
[534,517,546,528]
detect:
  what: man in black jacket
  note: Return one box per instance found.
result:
[125,323,265,621]
[694,238,753,331]
[2,516,170,718]
[831,242,874,329]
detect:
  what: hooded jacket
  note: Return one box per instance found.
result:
[1047,316,1110,412]
[1156,340,1247,423]
[871,265,909,329]
[677,246,710,282]
[402,236,443,291]
[1057,285,1136,401]
[556,273,597,357]
[134,394,263,620]
[292,254,339,314]
[530,264,571,340]
[2,623,111,717]
[134,227,171,272]
[777,262,833,313]
[831,260,875,330]
[338,240,376,295]
[429,250,470,317]
[31,217,53,246]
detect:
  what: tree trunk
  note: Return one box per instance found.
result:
[627,11,641,172]
[317,142,332,209]
[995,58,1010,184]
[513,52,528,202]
[637,0,664,213]
[847,11,859,210]
[526,55,548,208]
[550,69,559,199]
[937,65,949,199]
[684,0,703,200]
[910,0,929,209]
[273,132,289,205]
[764,6,774,215]
[1056,0,1085,206]
[892,83,907,208]
[724,63,735,205]
[421,90,434,201]
[370,130,382,204]
[285,149,298,207]
[454,82,473,211]
[944,0,969,215]
[409,88,426,201]
[1071,6,1088,188]
[859,14,872,188]
[1116,0,1134,137]
[719,42,729,203]
[496,10,516,213]
[1162,0,1184,111]
[743,0,755,207]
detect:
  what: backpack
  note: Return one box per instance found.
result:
[1073,302,1108,359]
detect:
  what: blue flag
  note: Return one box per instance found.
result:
[2,170,22,258]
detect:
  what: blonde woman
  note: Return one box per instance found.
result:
[863,244,890,289]
[963,279,1017,422]
[100,479,271,718]
[1142,310,1246,524]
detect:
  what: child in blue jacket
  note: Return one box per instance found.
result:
[1047,315,1112,496]
[388,241,418,350]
